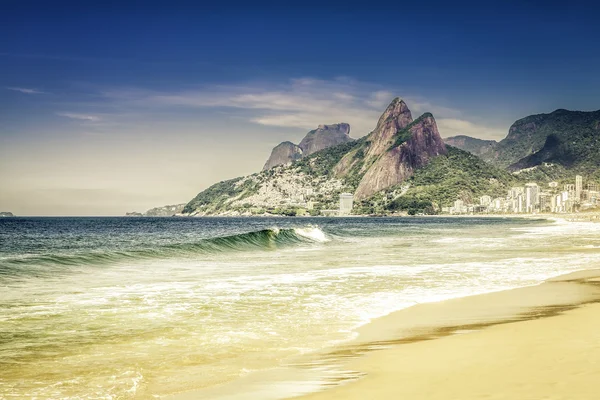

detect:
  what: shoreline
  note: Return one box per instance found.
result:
[296,268,600,400]
[165,267,600,400]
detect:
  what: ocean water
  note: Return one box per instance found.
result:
[1,216,600,399]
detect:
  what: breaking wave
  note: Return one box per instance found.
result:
[0,227,329,278]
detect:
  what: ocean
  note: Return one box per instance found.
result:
[1,216,600,399]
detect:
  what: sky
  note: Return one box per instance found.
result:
[1,0,599,216]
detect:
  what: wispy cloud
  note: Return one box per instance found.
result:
[103,78,400,136]
[56,112,101,122]
[98,77,507,139]
[437,118,506,140]
[7,87,46,94]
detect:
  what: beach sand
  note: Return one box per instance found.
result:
[166,269,600,400]
[298,269,600,400]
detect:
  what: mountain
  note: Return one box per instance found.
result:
[143,203,186,217]
[356,146,515,215]
[333,99,447,199]
[298,123,352,156]
[482,109,600,170]
[444,135,497,156]
[262,123,352,170]
[183,98,511,216]
[262,141,303,170]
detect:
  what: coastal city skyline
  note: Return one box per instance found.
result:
[447,175,595,215]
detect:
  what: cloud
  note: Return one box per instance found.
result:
[101,77,506,139]
[437,118,506,140]
[56,112,101,122]
[103,79,394,136]
[7,87,46,94]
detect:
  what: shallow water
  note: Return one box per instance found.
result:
[1,216,599,398]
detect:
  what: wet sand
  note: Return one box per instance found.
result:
[298,269,600,400]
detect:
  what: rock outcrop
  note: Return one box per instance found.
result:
[262,141,303,170]
[298,123,352,156]
[262,124,352,170]
[354,113,447,199]
[364,98,413,159]
[0,212,14,217]
[334,98,413,178]
[333,98,446,199]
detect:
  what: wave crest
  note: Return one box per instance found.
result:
[0,226,329,278]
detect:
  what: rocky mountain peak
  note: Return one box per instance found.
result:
[354,112,447,200]
[375,98,413,131]
[262,123,353,170]
[364,98,414,160]
[262,141,303,171]
[298,123,352,156]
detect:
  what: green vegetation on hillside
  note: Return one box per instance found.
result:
[390,113,433,150]
[183,177,245,214]
[295,138,363,178]
[482,109,600,169]
[354,146,515,215]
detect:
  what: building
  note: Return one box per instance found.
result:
[539,192,551,212]
[525,183,539,213]
[576,175,583,201]
[479,195,492,207]
[548,181,559,188]
[492,198,505,213]
[561,191,574,212]
[587,183,599,192]
[453,199,466,214]
[551,194,560,213]
[339,193,354,216]
[509,187,525,199]
[564,184,575,197]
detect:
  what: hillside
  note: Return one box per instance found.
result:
[481,109,600,169]
[183,99,514,216]
[143,204,186,217]
[444,135,497,156]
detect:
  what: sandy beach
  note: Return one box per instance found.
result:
[166,267,600,400]
[298,269,600,400]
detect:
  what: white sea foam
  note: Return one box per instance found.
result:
[294,226,329,242]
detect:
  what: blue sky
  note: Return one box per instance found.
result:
[1,0,599,215]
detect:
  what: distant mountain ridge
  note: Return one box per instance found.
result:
[481,108,600,171]
[182,98,510,216]
[142,102,600,216]
[444,135,497,157]
[262,123,352,170]
[143,203,186,217]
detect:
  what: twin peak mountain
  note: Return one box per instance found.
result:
[262,98,446,199]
